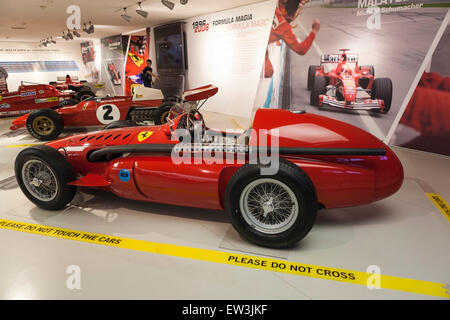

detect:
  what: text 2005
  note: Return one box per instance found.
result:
[192,20,209,33]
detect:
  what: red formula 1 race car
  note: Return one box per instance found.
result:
[14,108,403,248]
[49,75,102,101]
[0,81,81,118]
[107,63,122,86]
[308,49,393,113]
[10,84,218,141]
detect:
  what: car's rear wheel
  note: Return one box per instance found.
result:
[153,101,177,125]
[15,145,76,210]
[75,89,95,102]
[307,65,319,91]
[371,77,392,113]
[310,76,327,106]
[225,159,317,248]
[26,109,64,141]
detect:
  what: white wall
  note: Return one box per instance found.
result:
[183,0,276,119]
[0,41,88,91]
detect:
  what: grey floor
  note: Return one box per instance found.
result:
[0,114,448,300]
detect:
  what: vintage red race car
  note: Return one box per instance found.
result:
[14,107,403,248]
[10,84,218,141]
[308,49,393,113]
[0,81,82,118]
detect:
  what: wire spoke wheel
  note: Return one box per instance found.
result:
[21,159,59,202]
[239,178,299,234]
[32,116,55,136]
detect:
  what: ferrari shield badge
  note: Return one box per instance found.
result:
[138,131,153,142]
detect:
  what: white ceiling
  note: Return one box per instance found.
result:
[0,0,265,42]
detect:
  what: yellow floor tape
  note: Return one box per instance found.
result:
[5,144,41,148]
[0,218,448,298]
[427,193,450,221]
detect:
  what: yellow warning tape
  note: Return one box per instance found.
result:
[427,193,450,221]
[0,218,448,298]
[5,144,41,148]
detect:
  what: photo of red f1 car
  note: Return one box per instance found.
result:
[14,107,403,248]
[107,63,122,86]
[10,84,218,141]
[308,49,393,113]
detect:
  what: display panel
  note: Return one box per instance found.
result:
[154,23,186,73]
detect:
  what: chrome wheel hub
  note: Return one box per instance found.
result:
[239,178,299,235]
[21,159,59,202]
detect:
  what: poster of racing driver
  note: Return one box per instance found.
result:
[265,0,320,78]
[253,0,448,143]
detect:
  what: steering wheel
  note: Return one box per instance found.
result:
[176,109,206,141]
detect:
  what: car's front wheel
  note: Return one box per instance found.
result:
[225,159,318,248]
[310,76,326,106]
[15,145,76,210]
[371,77,393,113]
[307,65,319,91]
[26,109,64,141]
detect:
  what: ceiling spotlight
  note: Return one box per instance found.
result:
[50,37,56,44]
[73,28,81,38]
[161,0,175,10]
[66,29,73,40]
[180,0,188,4]
[136,2,148,18]
[121,8,132,22]
[82,23,89,33]
[62,32,69,40]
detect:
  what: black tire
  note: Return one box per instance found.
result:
[26,109,64,141]
[371,77,392,113]
[307,65,319,91]
[224,159,318,248]
[57,99,79,108]
[15,145,76,210]
[103,120,137,130]
[153,101,176,125]
[163,95,181,104]
[75,89,95,102]
[310,75,327,106]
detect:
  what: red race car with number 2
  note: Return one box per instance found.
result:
[10,84,218,141]
[14,106,403,248]
[308,49,393,113]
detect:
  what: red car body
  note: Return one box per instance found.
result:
[46,108,403,210]
[0,82,73,117]
[15,108,403,247]
[10,85,218,141]
[11,95,161,129]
